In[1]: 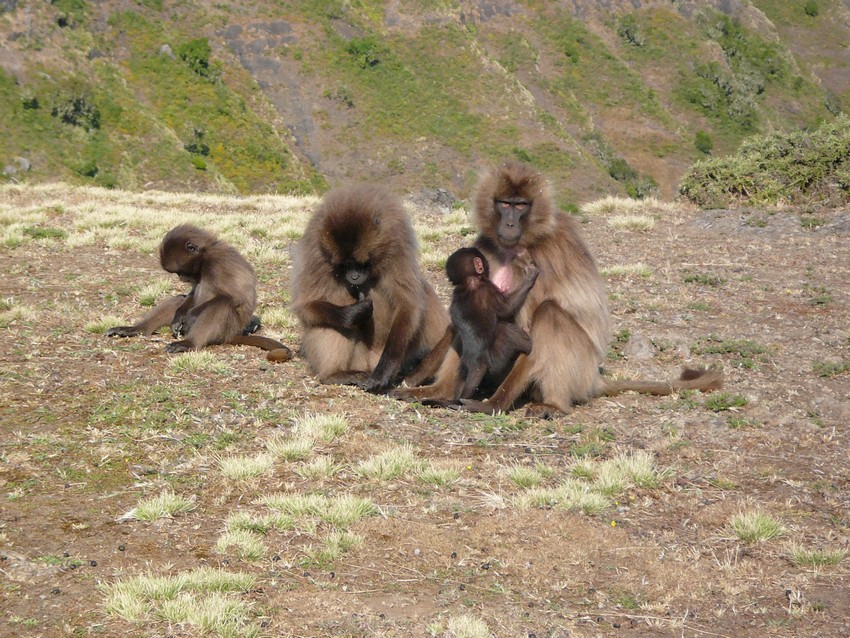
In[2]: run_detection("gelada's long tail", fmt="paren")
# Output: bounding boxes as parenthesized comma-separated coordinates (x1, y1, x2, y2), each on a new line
(229, 335, 293, 363)
(596, 368, 723, 397)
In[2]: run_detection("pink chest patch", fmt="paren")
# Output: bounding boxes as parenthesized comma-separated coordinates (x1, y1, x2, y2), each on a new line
(492, 265, 513, 293)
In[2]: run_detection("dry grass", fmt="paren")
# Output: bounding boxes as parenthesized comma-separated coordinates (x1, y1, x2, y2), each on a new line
(121, 491, 197, 522)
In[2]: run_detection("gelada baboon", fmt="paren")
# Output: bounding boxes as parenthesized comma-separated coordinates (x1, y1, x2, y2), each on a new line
(402, 161, 722, 415)
(444, 246, 538, 400)
(107, 224, 291, 362)
(291, 183, 449, 393)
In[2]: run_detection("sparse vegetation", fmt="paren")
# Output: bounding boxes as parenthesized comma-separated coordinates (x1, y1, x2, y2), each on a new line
(693, 335, 769, 369)
(683, 272, 726, 287)
(812, 358, 850, 378)
(704, 392, 748, 412)
(601, 263, 652, 278)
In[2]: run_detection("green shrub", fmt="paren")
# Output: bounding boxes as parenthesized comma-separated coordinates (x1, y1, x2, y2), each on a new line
(184, 128, 210, 155)
(21, 93, 39, 110)
(813, 358, 850, 378)
(680, 114, 850, 206)
(51, 84, 101, 130)
(177, 38, 213, 78)
(324, 85, 354, 108)
(804, 1, 819, 18)
(346, 36, 385, 68)
(53, 0, 87, 27)
(608, 157, 637, 183)
(73, 158, 99, 177)
(694, 130, 713, 154)
(676, 14, 789, 132)
(617, 14, 645, 47)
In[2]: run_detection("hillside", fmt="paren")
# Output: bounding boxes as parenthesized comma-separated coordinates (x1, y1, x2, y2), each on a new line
(1, 0, 848, 203)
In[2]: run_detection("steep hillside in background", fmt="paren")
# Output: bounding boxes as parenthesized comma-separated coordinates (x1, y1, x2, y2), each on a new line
(1, 0, 848, 204)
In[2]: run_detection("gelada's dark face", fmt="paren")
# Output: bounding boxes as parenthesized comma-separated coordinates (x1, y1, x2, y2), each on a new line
(160, 236, 202, 283)
(320, 219, 375, 296)
(494, 197, 530, 246)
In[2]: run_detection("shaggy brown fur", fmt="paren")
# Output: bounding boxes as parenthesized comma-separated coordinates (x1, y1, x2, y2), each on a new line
(107, 224, 291, 361)
(291, 184, 448, 393)
(401, 162, 722, 415)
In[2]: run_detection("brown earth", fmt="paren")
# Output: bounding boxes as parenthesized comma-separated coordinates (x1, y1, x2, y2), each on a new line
(0, 190, 849, 637)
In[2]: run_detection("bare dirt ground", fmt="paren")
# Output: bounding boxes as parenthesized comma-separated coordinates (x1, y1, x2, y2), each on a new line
(0, 186, 848, 638)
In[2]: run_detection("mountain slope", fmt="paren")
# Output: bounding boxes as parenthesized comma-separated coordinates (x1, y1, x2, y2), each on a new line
(1, 0, 847, 203)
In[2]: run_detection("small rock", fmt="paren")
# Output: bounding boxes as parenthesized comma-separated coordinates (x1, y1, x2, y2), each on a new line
(159, 44, 175, 59)
(624, 334, 656, 360)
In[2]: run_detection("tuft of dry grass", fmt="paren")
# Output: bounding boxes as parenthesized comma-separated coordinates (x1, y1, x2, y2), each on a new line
(607, 214, 656, 231)
(354, 444, 423, 480)
(102, 567, 257, 637)
(730, 510, 786, 543)
(121, 491, 197, 521)
(217, 453, 275, 481)
(167, 351, 229, 374)
(582, 195, 680, 216)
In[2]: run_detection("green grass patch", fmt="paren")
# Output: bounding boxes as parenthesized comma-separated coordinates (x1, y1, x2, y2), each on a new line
(294, 455, 343, 480)
(102, 567, 258, 637)
(215, 530, 266, 562)
(693, 335, 768, 369)
(122, 490, 196, 521)
(23, 226, 68, 240)
(683, 272, 726, 287)
(265, 433, 314, 460)
(217, 453, 275, 481)
(167, 351, 229, 375)
(514, 451, 670, 515)
(417, 462, 462, 487)
(292, 412, 349, 442)
(812, 358, 850, 378)
(258, 493, 379, 529)
(730, 510, 785, 543)
(303, 530, 363, 567)
(354, 444, 423, 480)
(786, 544, 846, 569)
(704, 392, 748, 412)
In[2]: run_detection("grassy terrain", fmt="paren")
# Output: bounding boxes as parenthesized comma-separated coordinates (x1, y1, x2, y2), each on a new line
(1, 183, 848, 636)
